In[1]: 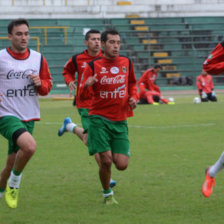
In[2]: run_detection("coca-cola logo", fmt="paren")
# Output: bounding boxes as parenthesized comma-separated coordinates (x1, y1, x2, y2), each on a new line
(7, 69, 37, 79)
(100, 75, 125, 85)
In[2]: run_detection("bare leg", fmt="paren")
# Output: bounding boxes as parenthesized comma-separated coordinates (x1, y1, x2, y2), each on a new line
(99, 151, 113, 190)
(0, 153, 16, 190)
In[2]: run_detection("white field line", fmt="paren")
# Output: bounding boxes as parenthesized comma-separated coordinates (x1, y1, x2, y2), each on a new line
(36, 121, 215, 129)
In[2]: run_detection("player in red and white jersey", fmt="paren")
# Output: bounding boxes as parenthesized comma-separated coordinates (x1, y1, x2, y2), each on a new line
(202, 42, 224, 197)
(58, 30, 116, 187)
(79, 29, 138, 204)
(196, 70, 217, 102)
(138, 64, 171, 105)
(0, 19, 52, 208)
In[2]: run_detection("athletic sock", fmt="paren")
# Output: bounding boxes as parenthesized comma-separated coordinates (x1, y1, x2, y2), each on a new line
(8, 169, 22, 189)
(66, 123, 77, 133)
(0, 188, 5, 199)
(103, 188, 113, 197)
(209, 152, 224, 177)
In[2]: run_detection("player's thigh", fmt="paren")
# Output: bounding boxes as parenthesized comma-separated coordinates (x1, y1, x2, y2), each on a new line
(16, 131, 36, 153)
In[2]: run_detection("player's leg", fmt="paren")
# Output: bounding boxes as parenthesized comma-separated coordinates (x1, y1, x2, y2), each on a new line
(145, 91, 155, 104)
(0, 153, 16, 199)
(202, 152, 224, 197)
(207, 93, 217, 102)
(88, 118, 117, 204)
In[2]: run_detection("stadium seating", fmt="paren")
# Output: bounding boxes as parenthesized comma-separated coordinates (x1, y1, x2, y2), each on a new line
(1, 16, 224, 92)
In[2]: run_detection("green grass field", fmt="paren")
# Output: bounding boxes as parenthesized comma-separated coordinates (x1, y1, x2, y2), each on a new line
(1, 93, 224, 224)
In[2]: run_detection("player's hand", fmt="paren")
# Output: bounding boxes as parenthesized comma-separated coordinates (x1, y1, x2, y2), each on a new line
(129, 97, 137, 110)
(201, 91, 207, 99)
(212, 91, 216, 97)
(84, 74, 98, 87)
(30, 74, 42, 87)
(68, 81, 76, 96)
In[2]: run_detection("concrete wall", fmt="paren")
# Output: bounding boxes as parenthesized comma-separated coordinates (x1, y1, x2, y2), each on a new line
(1, 0, 224, 18)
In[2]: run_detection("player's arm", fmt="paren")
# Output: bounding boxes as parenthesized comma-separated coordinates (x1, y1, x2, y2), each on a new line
(31, 56, 52, 96)
(196, 76, 203, 94)
(79, 64, 94, 100)
(203, 42, 224, 75)
(128, 61, 138, 110)
(63, 57, 77, 91)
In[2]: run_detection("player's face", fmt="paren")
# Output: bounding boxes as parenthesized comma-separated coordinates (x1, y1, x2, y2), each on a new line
(85, 33, 101, 54)
(102, 34, 120, 59)
(8, 24, 29, 53)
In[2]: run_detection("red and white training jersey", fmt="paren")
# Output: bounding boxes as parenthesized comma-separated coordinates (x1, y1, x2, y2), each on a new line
(196, 74, 214, 94)
(203, 41, 224, 75)
(0, 48, 52, 121)
(79, 55, 138, 121)
(62, 49, 103, 109)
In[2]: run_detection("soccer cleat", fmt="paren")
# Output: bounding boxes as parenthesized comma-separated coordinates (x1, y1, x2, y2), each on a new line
(110, 179, 117, 188)
(152, 102, 159, 106)
(168, 102, 175, 105)
(202, 168, 216, 198)
(5, 184, 19, 208)
(104, 195, 118, 205)
(58, 117, 72, 136)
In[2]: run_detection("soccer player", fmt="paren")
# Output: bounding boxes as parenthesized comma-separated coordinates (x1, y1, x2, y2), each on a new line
(79, 29, 138, 204)
(196, 70, 217, 102)
(202, 41, 224, 197)
(138, 64, 172, 105)
(57, 29, 116, 187)
(0, 19, 52, 208)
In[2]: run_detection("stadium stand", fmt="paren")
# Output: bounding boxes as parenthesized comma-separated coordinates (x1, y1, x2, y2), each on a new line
(1, 15, 224, 92)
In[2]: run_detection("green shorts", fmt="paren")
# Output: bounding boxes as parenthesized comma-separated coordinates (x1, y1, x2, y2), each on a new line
(78, 108, 90, 133)
(0, 116, 34, 154)
(88, 116, 130, 156)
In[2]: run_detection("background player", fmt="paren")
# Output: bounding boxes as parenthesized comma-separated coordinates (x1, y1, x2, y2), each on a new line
(138, 64, 173, 105)
(58, 29, 116, 187)
(196, 69, 217, 102)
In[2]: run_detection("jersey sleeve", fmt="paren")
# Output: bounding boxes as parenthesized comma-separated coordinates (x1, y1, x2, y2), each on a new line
(62, 57, 77, 85)
(128, 60, 138, 101)
(196, 76, 202, 93)
(79, 63, 94, 100)
(203, 42, 224, 75)
(37, 56, 52, 96)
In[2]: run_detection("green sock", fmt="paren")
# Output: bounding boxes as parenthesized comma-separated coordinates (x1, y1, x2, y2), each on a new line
(0, 188, 5, 193)
(13, 168, 21, 176)
(103, 188, 112, 194)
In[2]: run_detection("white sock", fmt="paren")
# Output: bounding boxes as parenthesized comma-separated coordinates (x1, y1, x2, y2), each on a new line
(66, 123, 77, 133)
(8, 171, 22, 189)
(103, 190, 113, 198)
(209, 152, 224, 177)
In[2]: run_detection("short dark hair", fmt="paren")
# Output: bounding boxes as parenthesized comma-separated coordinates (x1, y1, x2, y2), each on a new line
(8, 18, 29, 34)
(154, 64, 162, 69)
(85, 29, 100, 40)
(101, 29, 120, 42)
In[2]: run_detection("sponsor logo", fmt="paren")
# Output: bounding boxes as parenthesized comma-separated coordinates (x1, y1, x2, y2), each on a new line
(7, 69, 37, 80)
(100, 85, 126, 99)
(122, 66, 127, 73)
(6, 84, 37, 97)
(100, 67, 108, 74)
(110, 67, 119, 74)
(100, 75, 125, 85)
(81, 62, 87, 68)
(208, 54, 213, 60)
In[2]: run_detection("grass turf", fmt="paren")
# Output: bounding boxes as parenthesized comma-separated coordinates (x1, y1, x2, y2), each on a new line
(0, 94, 224, 224)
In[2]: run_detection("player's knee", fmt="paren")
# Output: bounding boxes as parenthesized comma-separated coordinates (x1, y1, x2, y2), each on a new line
(23, 141, 36, 158)
(100, 157, 113, 169)
(114, 162, 128, 171)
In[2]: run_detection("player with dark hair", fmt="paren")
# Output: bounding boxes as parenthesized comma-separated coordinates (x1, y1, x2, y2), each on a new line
(58, 29, 116, 188)
(79, 29, 138, 204)
(0, 18, 52, 208)
(196, 69, 217, 102)
(138, 64, 173, 105)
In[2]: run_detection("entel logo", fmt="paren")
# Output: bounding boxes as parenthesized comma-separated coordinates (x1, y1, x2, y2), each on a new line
(100, 84, 126, 99)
